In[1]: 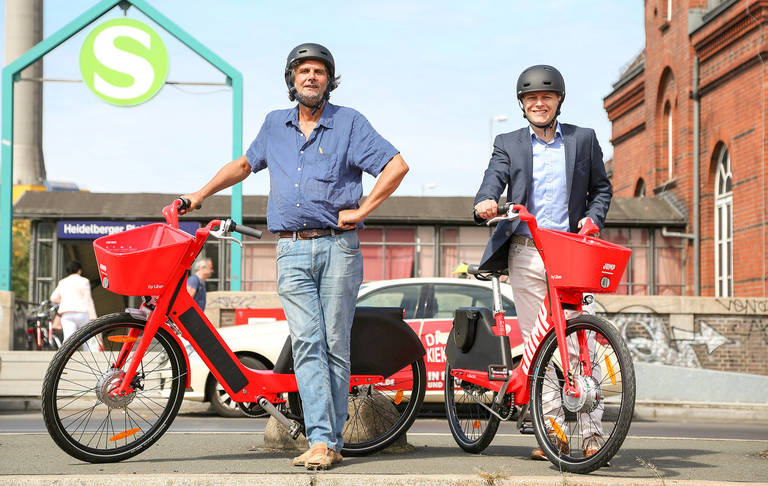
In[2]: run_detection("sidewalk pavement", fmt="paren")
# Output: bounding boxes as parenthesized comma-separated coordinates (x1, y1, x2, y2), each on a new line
(4, 396, 768, 422)
(0, 474, 764, 486)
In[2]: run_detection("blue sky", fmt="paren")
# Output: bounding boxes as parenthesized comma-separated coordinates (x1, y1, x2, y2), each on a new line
(1, 0, 645, 197)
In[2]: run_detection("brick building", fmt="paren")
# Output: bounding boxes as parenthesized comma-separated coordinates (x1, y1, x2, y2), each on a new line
(604, 0, 768, 297)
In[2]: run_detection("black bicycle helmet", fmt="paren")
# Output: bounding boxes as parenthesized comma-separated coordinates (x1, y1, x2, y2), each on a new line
(284, 43, 337, 112)
(516, 65, 565, 127)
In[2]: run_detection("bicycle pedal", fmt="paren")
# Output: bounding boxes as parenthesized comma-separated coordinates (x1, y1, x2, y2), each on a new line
(518, 423, 535, 435)
(487, 365, 509, 381)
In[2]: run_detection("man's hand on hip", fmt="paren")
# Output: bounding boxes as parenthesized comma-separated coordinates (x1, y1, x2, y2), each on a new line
(474, 199, 499, 221)
(338, 209, 363, 230)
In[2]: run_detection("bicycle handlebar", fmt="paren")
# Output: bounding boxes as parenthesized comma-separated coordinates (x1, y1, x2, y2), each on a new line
(161, 198, 263, 240)
(221, 219, 263, 239)
(473, 202, 513, 225)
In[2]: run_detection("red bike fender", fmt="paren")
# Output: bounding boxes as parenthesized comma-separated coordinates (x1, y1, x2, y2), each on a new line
(159, 322, 192, 389)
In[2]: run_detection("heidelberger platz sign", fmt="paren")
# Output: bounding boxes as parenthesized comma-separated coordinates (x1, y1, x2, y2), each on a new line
(58, 221, 198, 239)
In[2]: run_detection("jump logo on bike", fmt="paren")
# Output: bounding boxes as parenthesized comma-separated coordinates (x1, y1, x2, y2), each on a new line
(79, 18, 169, 106)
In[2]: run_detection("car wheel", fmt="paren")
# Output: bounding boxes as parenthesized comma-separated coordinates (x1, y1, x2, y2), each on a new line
(206, 355, 267, 418)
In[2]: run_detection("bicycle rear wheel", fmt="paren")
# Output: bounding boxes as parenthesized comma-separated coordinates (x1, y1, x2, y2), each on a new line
(444, 362, 504, 453)
(288, 357, 427, 456)
(41, 313, 187, 463)
(529, 314, 635, 474)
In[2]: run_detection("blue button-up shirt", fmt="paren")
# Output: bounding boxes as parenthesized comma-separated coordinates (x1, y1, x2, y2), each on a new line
(516, 123, 569, 237)
(245, 103, 399, 232)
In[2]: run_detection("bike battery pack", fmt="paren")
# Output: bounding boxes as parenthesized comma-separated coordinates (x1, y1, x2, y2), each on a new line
(446, 307, 511, 373)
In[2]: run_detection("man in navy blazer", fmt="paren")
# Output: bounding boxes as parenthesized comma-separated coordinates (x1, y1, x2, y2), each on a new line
(474, 65, 612, 461)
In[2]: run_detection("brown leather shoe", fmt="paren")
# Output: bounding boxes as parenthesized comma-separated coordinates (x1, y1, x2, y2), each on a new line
(331, 449, 343, 465)
(305, 443, 334, 470)
(531, 430, 570, 461)
(292, 448, 312, 467)
(582, 433, 602, 457)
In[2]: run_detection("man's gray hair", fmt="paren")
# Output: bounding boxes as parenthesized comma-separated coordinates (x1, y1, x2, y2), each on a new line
(194, 258, 211, 272)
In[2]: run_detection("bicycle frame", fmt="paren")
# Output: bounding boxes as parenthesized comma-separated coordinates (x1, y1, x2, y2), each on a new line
(106, 203, 385, 406)
(449, 205, 601, 406)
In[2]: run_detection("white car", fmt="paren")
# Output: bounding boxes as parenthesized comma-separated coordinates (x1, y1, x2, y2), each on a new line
(183, 277, 521, 417)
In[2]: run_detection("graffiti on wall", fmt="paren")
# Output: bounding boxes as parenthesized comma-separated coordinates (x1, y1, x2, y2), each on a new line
(714, 298, 768, 314)
(604, 310, 732, 369)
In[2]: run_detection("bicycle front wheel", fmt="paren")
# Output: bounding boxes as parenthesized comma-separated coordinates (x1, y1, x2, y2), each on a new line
(444, 362, 504, 453)
(41, 313, 187, 463)
(529, 314, 635, 474)
(289, 357, 427, 456)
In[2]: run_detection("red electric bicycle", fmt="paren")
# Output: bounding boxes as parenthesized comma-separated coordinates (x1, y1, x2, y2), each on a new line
(444, 204, 635, 474)
(41, 199, 426, 463)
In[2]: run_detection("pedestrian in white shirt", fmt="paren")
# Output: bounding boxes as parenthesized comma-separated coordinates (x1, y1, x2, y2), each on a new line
(50, 260, 97, 347)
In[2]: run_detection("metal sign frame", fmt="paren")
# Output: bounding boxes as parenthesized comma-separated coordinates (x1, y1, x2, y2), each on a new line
(1, 0, 246, 291)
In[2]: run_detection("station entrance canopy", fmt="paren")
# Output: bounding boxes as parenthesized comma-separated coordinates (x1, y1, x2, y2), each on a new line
(1, 0, 247, 291)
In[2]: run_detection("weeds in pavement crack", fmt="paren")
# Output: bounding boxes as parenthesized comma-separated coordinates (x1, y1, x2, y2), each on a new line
(475, 467, 510, 485)
(637, 456, 665, 486)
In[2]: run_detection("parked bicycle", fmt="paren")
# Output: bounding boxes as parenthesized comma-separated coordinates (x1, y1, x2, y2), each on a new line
(444, 203, 635, 474)
(23, 299, 61, 351)
(41, 198, 426, 463)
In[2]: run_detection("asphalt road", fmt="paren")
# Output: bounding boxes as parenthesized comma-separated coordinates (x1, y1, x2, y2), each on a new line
(1, 411, 767, 483)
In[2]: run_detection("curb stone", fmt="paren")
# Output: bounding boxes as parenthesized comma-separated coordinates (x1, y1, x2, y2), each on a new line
(0, 475, 765, 486)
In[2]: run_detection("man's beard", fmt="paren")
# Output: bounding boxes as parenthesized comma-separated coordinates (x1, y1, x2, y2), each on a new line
(297, 87, 324, 106)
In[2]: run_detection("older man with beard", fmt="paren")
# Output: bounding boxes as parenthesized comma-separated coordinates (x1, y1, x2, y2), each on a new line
(179, 43, 408, 470)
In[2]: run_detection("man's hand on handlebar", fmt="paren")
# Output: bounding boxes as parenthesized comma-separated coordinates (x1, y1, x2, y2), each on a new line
(474, 199, 498, 221)
(177, 193, 203, 215)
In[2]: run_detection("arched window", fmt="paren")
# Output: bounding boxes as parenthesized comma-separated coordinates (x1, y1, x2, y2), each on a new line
(634, 178, 646, 198)
(714, 146, 733, 297)
(664, 101, 673, 179)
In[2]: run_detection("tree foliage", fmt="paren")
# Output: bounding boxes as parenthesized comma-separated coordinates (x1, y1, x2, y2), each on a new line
(12, 219, 30, 300)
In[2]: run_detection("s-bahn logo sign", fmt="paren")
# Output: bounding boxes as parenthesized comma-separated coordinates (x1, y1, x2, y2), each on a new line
(79, 18, 169, 106)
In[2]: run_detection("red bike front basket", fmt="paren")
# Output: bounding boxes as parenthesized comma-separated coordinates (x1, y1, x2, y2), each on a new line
(537, 229, 631, 293)
(94, 224, 193, 296)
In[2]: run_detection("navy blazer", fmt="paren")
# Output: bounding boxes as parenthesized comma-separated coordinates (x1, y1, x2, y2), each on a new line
(474, 123, 612, 271)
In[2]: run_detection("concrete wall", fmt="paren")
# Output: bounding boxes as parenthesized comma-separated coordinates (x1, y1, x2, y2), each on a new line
(0, 291, 13, 351)
(204, 291, 283, 328)
(595, 295, 768, 376)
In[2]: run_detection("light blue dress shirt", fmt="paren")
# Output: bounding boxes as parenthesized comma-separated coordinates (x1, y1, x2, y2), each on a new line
(516, 123, 569, 237)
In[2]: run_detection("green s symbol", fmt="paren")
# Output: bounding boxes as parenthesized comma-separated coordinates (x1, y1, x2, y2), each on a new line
(79, 18, 169, 106)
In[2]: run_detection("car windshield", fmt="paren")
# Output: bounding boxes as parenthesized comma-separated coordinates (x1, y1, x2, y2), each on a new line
(357, 284, 421, 319)
(430, 283, 516, 319)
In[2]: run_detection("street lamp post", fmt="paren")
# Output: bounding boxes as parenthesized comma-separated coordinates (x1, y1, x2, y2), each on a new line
(489, 115, 508, 153)
(421, 183, 437, 196)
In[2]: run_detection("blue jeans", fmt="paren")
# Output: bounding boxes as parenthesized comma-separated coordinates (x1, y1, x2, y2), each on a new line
(276, 231, 363, 451)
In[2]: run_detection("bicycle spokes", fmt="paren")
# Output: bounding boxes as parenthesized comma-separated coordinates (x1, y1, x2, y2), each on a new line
(42, 316, 187, 462)
(530, 315, 635, 473)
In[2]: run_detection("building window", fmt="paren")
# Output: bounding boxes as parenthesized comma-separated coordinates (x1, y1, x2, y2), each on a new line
(664, 101, 673, 179)
(602, 228, 649, 295)
(439, 226, 492, 277)
(241, 231, 279, 291)
(634, 178, 646, 198)
(34, 222, 55, 301)
(601, 227, 683, 295)
(360, 227, 418, 281)
(714, 146, 733, 297)
(654, 229, 685, 295)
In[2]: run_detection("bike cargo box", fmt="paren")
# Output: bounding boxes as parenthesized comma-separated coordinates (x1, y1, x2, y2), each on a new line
(93, 223, 193, 296)
(537, 229, 631, 293)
